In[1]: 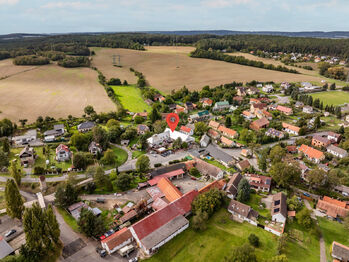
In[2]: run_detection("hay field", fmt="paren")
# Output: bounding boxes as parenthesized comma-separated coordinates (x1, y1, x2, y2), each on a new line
(0, 59, 38, 78)
(310, 91, 349, 106)
(92, 46, 326, 94)
(0, 63, 115, 122)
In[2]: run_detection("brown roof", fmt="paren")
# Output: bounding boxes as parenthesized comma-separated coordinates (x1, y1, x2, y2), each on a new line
(271, 192, 287, 218)
(253, 103, 267, 110)
(316, 199, 349, 218)
(157, 177, 183, 202)
(237, 160, 250, 170)
(228, 199, 258, 220)
(312, 135, 331, 146)
(208, 129, 220, 138)
(119, 210, 137, 224)
(287, 145, 297, 152)
(220, 136, 234, 146)
(250, 118, 269, 130)
(198, 180, 226, 194)
(209, 120, 220, 129)
(323, 196, 347, 209)
(277, 105, 293, 114)
(288, 211, 296, 217)
(190, 158, 223, 179)
(218, 126, 237, 138)
(101, 228, 133, 250)
(226, 173, 242, 196)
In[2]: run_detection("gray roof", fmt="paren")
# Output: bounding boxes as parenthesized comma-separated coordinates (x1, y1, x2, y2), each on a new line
(77, 121, 95, 130)
(54, 124, 64, 130)
(149, 163, 186, 178)
(327, 145, 348, 156)
(332, 241, 349, 261)
(228, 200, 258, 220)
(0, 238, 14, 259)
(200, 134, 210, 145)
(226, 173, 242, 196)
(206, 144, 232, 165)
(141, 215, 188, 251)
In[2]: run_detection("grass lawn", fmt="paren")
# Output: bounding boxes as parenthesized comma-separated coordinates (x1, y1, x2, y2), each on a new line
(310, 91, 349, 106)
(132, 150, 145, 159)
(245, 193, 270, 217)
(111, 85, 151, 113)
(57, 207, 79, 232)
(102, 146, 128, 170)
(318, 217, 349, 261)
(0, 191, 6, 210)
(146, 208, 279, 262)
(285, 220, 320, 262)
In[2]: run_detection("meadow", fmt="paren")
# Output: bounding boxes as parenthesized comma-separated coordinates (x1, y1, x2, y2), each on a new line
(310, 91, 349, 106)
(92, 46, 328, 94)
(111, 85, 151, 112)
(0, 63, 116, 122)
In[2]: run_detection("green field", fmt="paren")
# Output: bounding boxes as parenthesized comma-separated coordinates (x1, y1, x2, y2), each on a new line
(310, 91, 349, 106)
(318, 217, 349, 261)
(111, 85, 151, 113)
(147, 209, 279, 262)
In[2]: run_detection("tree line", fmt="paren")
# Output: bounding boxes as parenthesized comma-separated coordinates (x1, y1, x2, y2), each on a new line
(190, 49, 299, 74)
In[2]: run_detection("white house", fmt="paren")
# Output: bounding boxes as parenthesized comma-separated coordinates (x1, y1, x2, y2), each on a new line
(303, 106, 314, 114)
(12, 129, 37, 145)
(262, 84, 274, 93)
(55, 144, 71, 162)
(147, 128, 194, 147)
(327, 145, 348, 159)
(101, 228, 133, 254)
(228, 199, 258, 226)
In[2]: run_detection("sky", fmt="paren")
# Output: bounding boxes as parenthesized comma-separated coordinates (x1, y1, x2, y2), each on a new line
(0, 0, 349, 34)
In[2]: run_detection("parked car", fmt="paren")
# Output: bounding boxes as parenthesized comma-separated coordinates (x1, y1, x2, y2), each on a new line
(96, 198, 105, 203)
(5, 229, 16, 238)
(104, 229, 115, 238)
(303, 192, 311, 197)
(129, 258, 138, 262)
(96, 247, 107, 258)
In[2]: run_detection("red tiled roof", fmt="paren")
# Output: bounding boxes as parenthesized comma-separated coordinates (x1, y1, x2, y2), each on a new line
(208, 129, 219, 138)
(250, 118, 269, 130)
(198, 180, 225, 194)
(218, 126, 237, 137)
(277, 105, 293, 114)
(221, 136, 234, 146)
(101, 228, 132, 249)
(282, 122, 300, 133)
(151, 197, 168, 211)
(323, 196, 347, 209)
(209, 120, 221, 129)
(131, 190, 198, 240)
(56, 144, 70, 154)
(157, 177, 183, 202)
(148, 169, 185, 186)
(180, 126, 192, 133)
(299, 144, 325, 160)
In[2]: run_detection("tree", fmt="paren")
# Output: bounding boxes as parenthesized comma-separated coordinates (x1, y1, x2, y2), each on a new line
(5, 179, 24, 220)
(100, 149, 116, 166)
(92, 126, 109, 150)
(54, 183, 78, 208)
(307, 169, 326, 188)
(19, 119, 28, 127)
(194, 122, 208, 136)
(192, 211, 208, 231)
(237, 178, 250, 203)
(93, 166, 106, 187)
(72, 152, 93, 170)
(277, 233, 288, 255)
(134, 115, 144, 124)
(84, 105, 95, 116)
(240, 129, 256, 144)
(269, 162, 300, 188)
(78, 207, 105, 237)
(108, 125, 123, 143)
(296, 208, 313, 228)
(45, 205, 61, 245)
(314, 116, 321, 129)
(106, 119, 120, 128)
(153, 120, 166, 133)
(114, 173, 132, 191)
(224, 243, 257, 262)
(225, 116, 232, 128)
(189, 167, 201, 178)
(287, 195, 303, 211)
(70, 133, 90, 151)
(330, 83, 336, 90)
(136, 155, 150, 173)
(0, 149, 9, 168)
(248, 233, 259, 247)
(10, 161, 22, 186)
(149, 108, 161, 123)
(269, 145, 286, 164)
(173, 137, 182, 149)
(191, 189, 223, 217)
(270, 255, 288, 262)
(1, 138, 10, 153)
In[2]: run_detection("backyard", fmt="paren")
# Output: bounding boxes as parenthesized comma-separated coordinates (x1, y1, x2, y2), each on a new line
(111, 85, 151, 113)
(310, 91, 349, 106)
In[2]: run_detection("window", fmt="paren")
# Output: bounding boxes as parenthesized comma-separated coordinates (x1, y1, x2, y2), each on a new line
(274, 200, 280, 206)
(274, 208, 279, 213)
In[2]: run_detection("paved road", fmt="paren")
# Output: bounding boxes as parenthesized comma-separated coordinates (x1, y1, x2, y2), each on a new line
(274, 94, 290, 104)
(0, 186, 36, 201)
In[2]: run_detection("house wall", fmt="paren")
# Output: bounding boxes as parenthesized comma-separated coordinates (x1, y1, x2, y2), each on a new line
(272, 213, 286, 224)
(264, 226, 282, 236)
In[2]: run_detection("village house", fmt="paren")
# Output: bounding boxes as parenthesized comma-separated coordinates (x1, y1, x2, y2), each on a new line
(207, 129, 220, 140)
(133, 112, 148, 120)
(271, 192, 287, 224)
(312, 135, 331, 148)
(179, 126, 193, 136)
(19, 146, 36, 167)
(0, 236, 14, 259)
(245, 174, 272, 192)
(332, 241, 349, 262)
(213, 101, 230, 111)
(335, 185, 349, 197)
(218, 126, 238, 139)
(137, 124, 150, 135)
(242, 110, 255, 120)
(186, 158, 224, 180)
(88, 141, 102, 156)
(250, 103, 267, 114)
(154, 94, 165, 102)
(298, 144, 325, 164)
(175, 105, 187, 115)
(228, 199, 259, 226)
(303, 106, 314, 114)
(276, 105, 293, 115)
(316, 196, 349, 219)
(200, 98, 213, 107)
(326, 131, 341, 143)
(55, 144, 72, 162)
(226, 173, 242, 199)
(77, 121, 95, 133)
(148, 163, 187, 186)
(265, 128, 284, 139)
(268, 103, 278, 111)
(236, 87, 247, 96)
(295, 101, 304, 108)
(200, 134, 210, 148)
(250, 118, 270, 131)
(147, 128, 194, 147)
(184, 102, 195, 111)
(43, 124, 65, 142)
(208, 120, 220, 130)
(287, 145, 297, 154)
(262, 84, 274, 93)
(256, 110, 273, 120)
(247, 87, 259, 95)
(101, 228, 133, 255)
(188, 110, 210, 123)
(240, 149, 252, 158)
(236, 159, 251, 171)
(282, 122, 300, 136)
(220, 136, 234, 147)
(233, 96, 244, 104)
(157, 177, 183, 202)
(12, 129, 37, 145)
(327, 145, 348, 159)
(129, 190, 198, 255)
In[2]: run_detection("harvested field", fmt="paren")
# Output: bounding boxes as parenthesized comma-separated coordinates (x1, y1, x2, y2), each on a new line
(93, 46, 326, 94)
(0, 59, 38, 78)
(0, 64, 116, 122)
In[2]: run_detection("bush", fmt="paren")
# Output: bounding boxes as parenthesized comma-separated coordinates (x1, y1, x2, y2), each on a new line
(58, 56, 90, 68)
(34, 166, 45, 175)
(248, 233, 259, 247)
(154, 163, 162, 167)
(107, 78, 121, 85)
(13, 55, 49, 65)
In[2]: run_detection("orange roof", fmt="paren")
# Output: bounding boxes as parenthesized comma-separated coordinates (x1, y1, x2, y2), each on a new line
(277, 105, 293, 114)
(218, 126, 237, 137)
(288, 211, 296, 217)
(242, 110, 252, 116)
(208, 129, 219, 138)
(323, 196, 347, 209)
(282, 122, 300, 133)
(209, 120, 220, 129)
(221, 136, 234, 146)
(101, 228, 132, 249)
(316, 199, 349, 218)
(299, 144, 325, 160)
(157, 177, 183, 202)
(180, 126, 192, 133)
(263, 110, 272, 118)
(198, 179, 225, 194)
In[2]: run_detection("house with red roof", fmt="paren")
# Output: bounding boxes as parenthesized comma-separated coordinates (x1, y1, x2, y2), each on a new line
(244, 174, 272, 193)
(101, 228, 133, 254)
(200, 98, 213, 107)
(220, 136, 235, 147)
(316, 196, 349, 218)
(179, 126, 193, 136)
(276, 105, 293, 115)
(157, 177, 183, 202)
(56, 144, 71, 162)
(218, 126, 238, 139)
(129, 190, 198, 255)
(208, 129, 220, 140)
(250, 118, 270, 131)
(209, 120, 221, 130)
(298, 144, 325, 164)
(282, 122, 300, 136)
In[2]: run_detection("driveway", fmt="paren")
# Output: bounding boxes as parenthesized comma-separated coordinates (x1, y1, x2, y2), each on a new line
(274, 94, 290, 104)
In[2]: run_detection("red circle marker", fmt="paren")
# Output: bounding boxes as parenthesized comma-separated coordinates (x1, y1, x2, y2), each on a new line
(166, 113, 179, 132)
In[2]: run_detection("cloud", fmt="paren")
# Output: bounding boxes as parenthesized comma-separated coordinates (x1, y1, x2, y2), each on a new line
(0, 0, 19, 5)
(201, 0, 254, 8)
(41, 1, 106, 10)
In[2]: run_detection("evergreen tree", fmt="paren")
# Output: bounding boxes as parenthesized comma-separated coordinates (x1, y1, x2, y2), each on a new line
(149, 108, 161, 123)
(314, 116, 321, 129)
(1, 138, 10, 153)
(136, 155, 150, 173)
(5, 179, 24, 220)
(330, 83, 336, 90)
(55, 183, 78, 208)
(225, 116, 232, 128)
(45, 205, 61, 245)
(10, 161, 22, 186)
(237, 178, 251, 203)
(78, 208, 105, 237)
